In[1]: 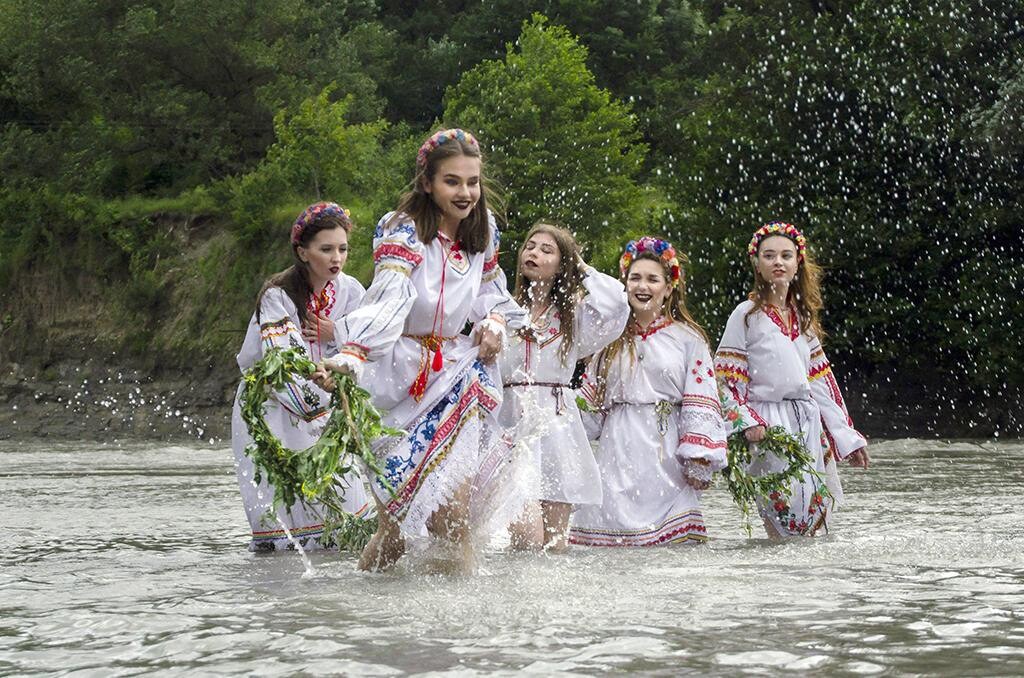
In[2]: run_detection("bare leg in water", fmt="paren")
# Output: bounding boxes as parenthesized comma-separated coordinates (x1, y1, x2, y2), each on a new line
(423, 479, 475, 574)
(508, 501, 544, 551)
(358, 497, 406, 572)
(541, 500, 572, 553)
(358, 481, 478, 573)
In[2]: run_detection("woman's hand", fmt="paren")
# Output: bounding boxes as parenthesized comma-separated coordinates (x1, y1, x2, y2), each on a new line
(311, 363, 336, 392)
(474, 315, 506, 362)
(744, 425, 766, 442)
(846, 447, 870, 468)
(302, 311, 335, 344)
(682, 458, 713, 490)
(321, 357, 354, 375)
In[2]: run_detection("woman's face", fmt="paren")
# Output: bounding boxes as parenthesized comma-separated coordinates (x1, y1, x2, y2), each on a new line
(519, 231, 562, 284)
(626, 258, 670, 315)
(424, 154, 482, 228)
(297, 226, 349, 287)
(755, 235, 799, 288)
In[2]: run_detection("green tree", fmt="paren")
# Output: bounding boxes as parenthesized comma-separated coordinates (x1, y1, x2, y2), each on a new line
(0, 0, 391, 197)
(661, 0, 1024, 429)
(445, 14, 655, 271)
(227, 87, 389, 241)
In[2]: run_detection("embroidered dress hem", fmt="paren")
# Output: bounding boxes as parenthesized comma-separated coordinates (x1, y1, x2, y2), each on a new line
(569, 510, 708, 547)
(248, 501, 375, 552)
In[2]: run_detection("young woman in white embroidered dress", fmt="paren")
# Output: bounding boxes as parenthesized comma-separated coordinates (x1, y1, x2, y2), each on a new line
(500, 222, 629, 552)
(231, 202, 371, 551)
(318, 129, 525, 572)
(714, 222, 869, 538)
(569, 237, 727, 547)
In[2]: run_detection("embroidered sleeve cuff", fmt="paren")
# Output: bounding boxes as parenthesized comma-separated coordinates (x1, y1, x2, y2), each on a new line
(340, 342, 369, 362)
(677, 433, 728, 470)
(325, 352, 366, 383)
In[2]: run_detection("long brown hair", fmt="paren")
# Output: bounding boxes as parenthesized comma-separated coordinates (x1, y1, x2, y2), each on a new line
(256, 210, 352, 324)
(512, 221, 587, 365)
(388, 130, 501, 254)
(745, 234, 825, 339)
(592, 249, 708, 402)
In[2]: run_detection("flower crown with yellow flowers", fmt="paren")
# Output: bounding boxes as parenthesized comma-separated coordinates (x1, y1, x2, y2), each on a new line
(747, 221, 807, 262)
(619, 236, 682, 287)
(291, 202, 352, 245)
(416, 128, 480, 168)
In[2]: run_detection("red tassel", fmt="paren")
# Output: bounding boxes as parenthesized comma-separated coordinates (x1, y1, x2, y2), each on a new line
(409, 366, 428, 400)
(431, 347, 443, 372)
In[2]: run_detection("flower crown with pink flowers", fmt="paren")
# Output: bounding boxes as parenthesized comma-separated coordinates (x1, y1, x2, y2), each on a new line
(416, 128, 480, 168)
(291, 202, 352, 245)
(619, 236, 682, 287)
(747, 221, 807, 262)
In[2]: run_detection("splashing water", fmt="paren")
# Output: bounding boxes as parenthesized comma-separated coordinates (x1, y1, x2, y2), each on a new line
(276, 517, 315, 578)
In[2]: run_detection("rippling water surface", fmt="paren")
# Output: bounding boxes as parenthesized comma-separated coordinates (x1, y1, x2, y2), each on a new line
(3, 439, 1023, 675)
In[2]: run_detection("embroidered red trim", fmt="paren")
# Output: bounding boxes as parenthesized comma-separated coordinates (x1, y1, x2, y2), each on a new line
(764, 304, 799, 340)
(635, 315, 673, 339)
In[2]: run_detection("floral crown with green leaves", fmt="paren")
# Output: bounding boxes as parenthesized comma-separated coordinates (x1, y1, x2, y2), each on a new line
(416, 128, 480, 168)
(291, 202, 352, 245)
(747, 221, 807, 262)
(619, 236, 682, 287)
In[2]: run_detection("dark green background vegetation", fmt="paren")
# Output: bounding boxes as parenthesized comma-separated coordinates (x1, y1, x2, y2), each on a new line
(2, 1, 1021, 435)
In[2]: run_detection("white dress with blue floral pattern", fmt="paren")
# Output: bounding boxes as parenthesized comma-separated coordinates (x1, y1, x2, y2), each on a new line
(339, 212, 527, 539)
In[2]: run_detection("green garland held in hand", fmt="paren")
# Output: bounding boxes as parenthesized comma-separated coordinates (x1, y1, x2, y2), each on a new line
(239, 346, 401, 550)
(719, 425, 830, 537)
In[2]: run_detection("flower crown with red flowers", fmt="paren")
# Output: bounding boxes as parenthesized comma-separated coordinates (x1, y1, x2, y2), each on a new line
(747, 221, 807, 262)
(619, 236, 682, 287)
(291, 202, 352, 245)
(416, 128, 480, 168)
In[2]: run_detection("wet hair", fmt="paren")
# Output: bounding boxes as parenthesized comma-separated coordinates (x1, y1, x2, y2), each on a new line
(746, 232, 825, 339)
(256, 208, 351, 324)
(388, 130, 500, 254)
(592, 249, 708, 403)
(512, 221, 587, 365)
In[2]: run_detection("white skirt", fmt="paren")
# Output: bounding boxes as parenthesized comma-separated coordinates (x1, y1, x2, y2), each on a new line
(499, 383, 603, 506)
(746, 397, 843, 536)
(570, 402, 708, 547)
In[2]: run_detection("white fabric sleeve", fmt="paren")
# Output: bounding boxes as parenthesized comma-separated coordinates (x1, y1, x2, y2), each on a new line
(329, 274, 366, 349)
(257, 288, 330, 422)
(574, 267, 630, 357)
(807, 334, 868, 459)
(470, 213, 526, 330)
(676, 337, 728, 470)
(339, 214, 422, 364)
(714, 303, 768, 433)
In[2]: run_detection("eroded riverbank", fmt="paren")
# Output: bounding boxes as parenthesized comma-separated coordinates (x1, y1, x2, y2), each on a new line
(2, 356, 1019, 442)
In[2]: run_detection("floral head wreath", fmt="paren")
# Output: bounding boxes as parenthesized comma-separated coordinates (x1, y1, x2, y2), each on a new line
(291, 201, 352, 245)
(619, 236, 682, 287)
(747, 221, 807, 262)
(416, 128, 480, 168)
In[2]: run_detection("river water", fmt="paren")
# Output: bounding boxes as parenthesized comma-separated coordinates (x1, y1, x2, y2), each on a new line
(2, 438, 1023, 675)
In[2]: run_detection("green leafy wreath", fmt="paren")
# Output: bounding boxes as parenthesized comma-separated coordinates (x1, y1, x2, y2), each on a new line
(240, 346, 401, 550)
(720, 425, 830, 536)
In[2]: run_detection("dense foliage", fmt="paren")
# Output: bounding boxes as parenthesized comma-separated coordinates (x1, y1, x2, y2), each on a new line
(1, 0, 1021, 434)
